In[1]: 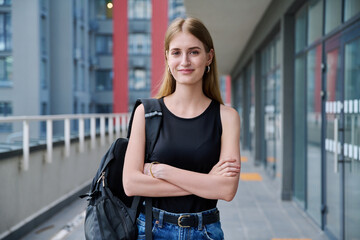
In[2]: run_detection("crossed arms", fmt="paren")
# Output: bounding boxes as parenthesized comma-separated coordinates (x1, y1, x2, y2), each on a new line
(123, 104, 241, 202)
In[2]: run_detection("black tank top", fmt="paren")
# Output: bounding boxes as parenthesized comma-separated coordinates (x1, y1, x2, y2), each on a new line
(149, 98, 222, 213)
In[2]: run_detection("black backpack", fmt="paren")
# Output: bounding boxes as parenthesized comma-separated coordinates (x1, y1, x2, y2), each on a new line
(82, 98, 162, 240)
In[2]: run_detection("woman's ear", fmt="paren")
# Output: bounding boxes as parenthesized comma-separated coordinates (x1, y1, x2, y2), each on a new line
(207, 49, 214, 65)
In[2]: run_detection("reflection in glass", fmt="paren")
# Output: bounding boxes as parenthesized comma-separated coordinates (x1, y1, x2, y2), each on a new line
(295, 6, 307, 53)
(261, 36, 281, 179)
(96, 70, 113, 91)
(294, 55, 306, 207)
(306, 45, 322, 225)
(345, 0, 360, 21)
(344, 37, 360, 240)
(308, 0, 323, 44)
(325, 0, 342, 34)
(325, 48, 341, 239)
(96, 35, 113, 54)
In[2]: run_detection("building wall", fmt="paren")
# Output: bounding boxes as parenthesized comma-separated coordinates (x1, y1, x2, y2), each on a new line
(232, 0, 360, 238)
(49, 0, 74, 115)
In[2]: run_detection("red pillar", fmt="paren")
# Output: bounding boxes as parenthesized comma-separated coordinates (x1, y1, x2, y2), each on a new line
(151, 0, 168, 97)
(226, 75, 232, 105)
(113, 0, 128, 113)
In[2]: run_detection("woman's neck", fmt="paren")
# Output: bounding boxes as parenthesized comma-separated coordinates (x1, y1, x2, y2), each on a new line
(164, 83, 211, 118)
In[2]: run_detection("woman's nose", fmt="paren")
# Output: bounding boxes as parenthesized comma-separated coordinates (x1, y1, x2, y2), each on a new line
(181, 54, 190, 66)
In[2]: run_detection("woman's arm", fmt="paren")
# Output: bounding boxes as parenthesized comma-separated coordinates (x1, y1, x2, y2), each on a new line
(149, 105, 241, 201)
(123, 104, 191, 197)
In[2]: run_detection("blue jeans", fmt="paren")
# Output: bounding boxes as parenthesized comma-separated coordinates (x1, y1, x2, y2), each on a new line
(136, 207, 224, 240)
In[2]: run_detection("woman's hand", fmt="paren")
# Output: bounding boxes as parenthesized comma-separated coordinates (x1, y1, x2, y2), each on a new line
(144, 159, 240, 178)
(143, 162, 165, 179)
(209, 158, 241, 177)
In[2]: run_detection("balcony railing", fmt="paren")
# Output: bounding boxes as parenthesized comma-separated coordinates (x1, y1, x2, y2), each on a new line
(0, 113, 130, 171)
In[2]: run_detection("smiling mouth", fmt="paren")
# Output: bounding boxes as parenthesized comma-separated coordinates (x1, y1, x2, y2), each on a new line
(178, 69, 194, 73)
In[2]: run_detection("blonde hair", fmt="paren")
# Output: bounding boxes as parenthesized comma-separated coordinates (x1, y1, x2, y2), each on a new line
(155, 17, 223, 104)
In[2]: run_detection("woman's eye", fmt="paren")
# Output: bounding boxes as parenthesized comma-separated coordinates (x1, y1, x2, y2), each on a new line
(190, 51, 199, 55)
(171, 51, 180, 56)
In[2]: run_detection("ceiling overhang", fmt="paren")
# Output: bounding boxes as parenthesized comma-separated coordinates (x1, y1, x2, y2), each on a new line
(183, 0, 272, 75)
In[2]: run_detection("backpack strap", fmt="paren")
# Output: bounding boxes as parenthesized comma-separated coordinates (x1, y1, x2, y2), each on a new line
(128, 98, 162, 240)
(127, 98, 162, 161)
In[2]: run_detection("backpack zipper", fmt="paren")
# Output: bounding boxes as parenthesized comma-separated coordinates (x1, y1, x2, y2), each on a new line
(97, 172, 105, 187)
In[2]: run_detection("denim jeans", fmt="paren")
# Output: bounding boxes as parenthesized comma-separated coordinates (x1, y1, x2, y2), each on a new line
(136, 207, 224, 240)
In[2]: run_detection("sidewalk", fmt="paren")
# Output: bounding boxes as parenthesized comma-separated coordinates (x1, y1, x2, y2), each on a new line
(218, 150, 329, 240)
(21, 150, 330, 240)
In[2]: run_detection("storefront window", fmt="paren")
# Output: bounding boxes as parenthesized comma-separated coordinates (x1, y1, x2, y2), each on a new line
(306, 45, 322, 224)
(294, 55, 306, 207)
(308, 0, 323, 44)
(325, 0, 342, 34)
(345, 0, 360, 21)
(295, 6, 307, 53)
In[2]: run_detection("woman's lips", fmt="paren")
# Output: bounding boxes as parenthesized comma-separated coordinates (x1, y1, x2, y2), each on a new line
(178, 69, 194, 74)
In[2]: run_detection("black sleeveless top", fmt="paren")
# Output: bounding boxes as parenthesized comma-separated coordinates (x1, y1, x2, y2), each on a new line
(149, 98, 222, 213)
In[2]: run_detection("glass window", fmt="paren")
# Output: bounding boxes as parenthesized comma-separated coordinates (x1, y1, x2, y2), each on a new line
(128, 0, 151, 19)
(129, 33, 150, 55)
(344, 36, 360, 240)
(308, 0, 323, 44)
(96, 104, 113, 113)
(0, 0, 11, 6)
(0, 101, 12, 132)
(41, 16, 47, 54)
(345, 0, 360, 21)
(306, 45, 322, 225)
(0, 13, 12, 51)
(96, 35, 113, 54)
(95, 0, 112, 20)
(40, 59, 47, 89)
(80, 65, 85, 91)
(325, 0, 342, 34)
(129, 68, 147, 90)
(294, 55, 306, 207)
(295, 6, 307, 53)
(0, 56, 12, 84)
(96, 70, 113, 91)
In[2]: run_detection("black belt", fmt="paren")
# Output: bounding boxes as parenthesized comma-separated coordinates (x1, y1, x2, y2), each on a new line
(141, 207, 220, 228)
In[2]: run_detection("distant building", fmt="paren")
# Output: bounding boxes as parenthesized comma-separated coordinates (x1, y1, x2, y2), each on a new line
(0, 0, 185, 140)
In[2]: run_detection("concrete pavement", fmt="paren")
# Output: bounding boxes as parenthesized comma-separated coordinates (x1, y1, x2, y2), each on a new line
(21, 150, 330, 240)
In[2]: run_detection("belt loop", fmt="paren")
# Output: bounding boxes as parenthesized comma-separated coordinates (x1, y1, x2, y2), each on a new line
(158, 210, 164, 228)
(197, 213, 203, 230)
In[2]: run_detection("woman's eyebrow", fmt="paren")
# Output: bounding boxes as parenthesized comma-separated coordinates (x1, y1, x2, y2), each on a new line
(169, 46, 202, 51)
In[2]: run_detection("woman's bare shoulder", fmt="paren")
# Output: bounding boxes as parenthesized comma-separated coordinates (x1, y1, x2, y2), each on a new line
(220, 104, 240, 127)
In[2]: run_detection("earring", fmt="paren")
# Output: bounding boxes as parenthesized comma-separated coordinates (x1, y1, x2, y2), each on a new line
(168, 66, 171, 73)
(207, 65, 210, 73)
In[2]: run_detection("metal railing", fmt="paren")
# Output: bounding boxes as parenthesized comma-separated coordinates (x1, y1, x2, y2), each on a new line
(0, 113, 130, 171)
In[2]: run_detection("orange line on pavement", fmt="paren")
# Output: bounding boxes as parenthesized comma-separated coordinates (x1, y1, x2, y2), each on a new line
(240, 173, 262, 181)
(241, 156, 248, 162)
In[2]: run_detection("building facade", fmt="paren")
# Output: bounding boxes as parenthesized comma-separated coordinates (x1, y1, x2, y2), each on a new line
(232, 0, 360, 239)
(0, 0, 185, 140)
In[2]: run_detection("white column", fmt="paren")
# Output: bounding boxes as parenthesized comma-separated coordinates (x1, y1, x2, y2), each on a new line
(100, 116, 105, 146)
(108, 117, 114, 143)
(64, 118, 70, 157)
(22, 120, 29, 171)
(115, 116, 120, 138)
(46, 119, 53, 163)
(90, 117, 96, 149)
(79, 118, 85, 152)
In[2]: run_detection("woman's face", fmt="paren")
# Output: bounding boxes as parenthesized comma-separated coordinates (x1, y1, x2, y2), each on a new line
(167, 31, 213, 87)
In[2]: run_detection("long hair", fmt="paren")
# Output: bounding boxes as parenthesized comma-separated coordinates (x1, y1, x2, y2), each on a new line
(155, 17, 223, 104)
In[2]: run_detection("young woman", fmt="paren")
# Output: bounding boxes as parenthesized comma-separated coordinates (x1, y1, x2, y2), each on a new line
(123, 17, 241, 240)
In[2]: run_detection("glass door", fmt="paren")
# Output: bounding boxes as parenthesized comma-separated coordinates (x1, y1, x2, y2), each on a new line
(343, 23, 360, 240)
(324, 34, 342, 240)
(324, 21, 360, 239)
